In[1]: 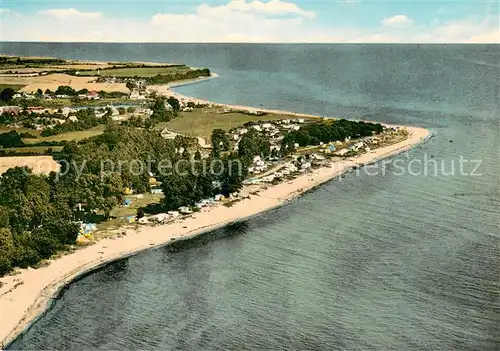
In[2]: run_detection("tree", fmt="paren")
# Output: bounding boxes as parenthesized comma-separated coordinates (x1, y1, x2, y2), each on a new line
(0, 131, 24, 148)
(44, 89, 52, 95)
(0, 88, 16, 103)
(36, 88, 43, 97)
(54, 85, 76, 96)
(211, 129, 230, 153)
(166, 97, 180, 112)
(0, 228, 15, 272)
(126, 81, 135, 91)
(136, 208, 145, 219)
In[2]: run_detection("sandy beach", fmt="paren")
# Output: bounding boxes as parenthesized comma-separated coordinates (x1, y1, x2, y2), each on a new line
(0, 82, 429, 347)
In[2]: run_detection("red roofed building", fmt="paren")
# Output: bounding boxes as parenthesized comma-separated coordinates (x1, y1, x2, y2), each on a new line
(86, 91, 100, 100)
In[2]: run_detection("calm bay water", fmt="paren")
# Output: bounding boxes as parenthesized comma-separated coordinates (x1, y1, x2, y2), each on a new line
(2, 43, 499, 350)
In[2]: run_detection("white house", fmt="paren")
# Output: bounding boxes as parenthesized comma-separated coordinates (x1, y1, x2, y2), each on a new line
(179, 206, 193, 214)
(68, 116, 78, 123)
(62, 107, 76, 117)
(164, 102, 173, 111)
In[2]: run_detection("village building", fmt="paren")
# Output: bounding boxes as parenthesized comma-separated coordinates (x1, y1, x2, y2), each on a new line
(87, 91, 100, 100)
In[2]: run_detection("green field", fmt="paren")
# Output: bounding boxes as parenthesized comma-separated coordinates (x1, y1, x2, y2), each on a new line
(159, 107, 315, 140)
(23, 125, 106, 144)
(110, 194, 163, 218)
(78, 66, 193, 77)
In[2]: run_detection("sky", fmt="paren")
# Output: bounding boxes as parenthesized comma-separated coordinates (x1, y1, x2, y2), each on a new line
(0, 0, 498, 43)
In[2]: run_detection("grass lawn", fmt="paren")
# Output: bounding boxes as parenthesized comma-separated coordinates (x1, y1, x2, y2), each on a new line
(78, 66, 193, 77)
(0, 84, 26, 91)
(159, 107, 312, 140)
(23, 125, 106, 144)
(111, 193, 163, 218)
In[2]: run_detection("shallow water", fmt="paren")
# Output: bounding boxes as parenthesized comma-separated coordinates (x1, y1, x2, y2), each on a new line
(2, 43, 499, 350)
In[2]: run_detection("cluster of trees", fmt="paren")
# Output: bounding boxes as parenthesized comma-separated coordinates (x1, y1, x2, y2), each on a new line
(0, 167, 79, 275)
(211, 129, 230, 154)
(238, 129, 271, 163)
(0, 87, 16, 104)
(0, 131, 25, 148)
(145, 68, 211, 85)
(160, 151, 247, 211)
(40, 108, 110, 136)
(0, 56, 65, 66)
(281, 119, 384, 154)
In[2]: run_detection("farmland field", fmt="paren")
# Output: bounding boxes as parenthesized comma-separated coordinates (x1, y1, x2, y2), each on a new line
(0, 155, 59, 174)
(0, 84, 26, 91)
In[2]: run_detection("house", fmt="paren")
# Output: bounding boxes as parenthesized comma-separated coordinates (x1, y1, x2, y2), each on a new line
(164, 102, 173, 111)
(126, 216, 136, 224)
(68, 116, 79, 123)
(252, 125, 262, 132)
(87, 91, 100, 100)
(123, 199, 132, 207)
(179, 206, 192, 214)
(151, 188, 163, 195)
(0, 106, 21, 116)
(182, 107, 194, 112)
(129, 89, 141, 99)
(151, 213, 169, 222)
(301, 162, 312, 170)
(168, 211, 180, 218)
(214, 194, 225, 201)
(161, 128, 178, 140)
(138, 217, 150, 224)
(336, 149, 349, 156)
(62, 107, 76, 117)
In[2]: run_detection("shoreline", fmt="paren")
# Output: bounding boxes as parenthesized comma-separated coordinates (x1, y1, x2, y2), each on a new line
(0, 77, 430, 348)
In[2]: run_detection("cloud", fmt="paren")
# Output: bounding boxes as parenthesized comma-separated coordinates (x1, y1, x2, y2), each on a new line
(0, 8, 10, 15)
(41, 8, 102, 20)
(150, 2, 306, 42)
(381, 14, 414, 27)
(226, 0, 315, 18)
